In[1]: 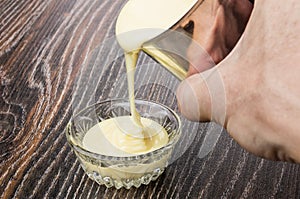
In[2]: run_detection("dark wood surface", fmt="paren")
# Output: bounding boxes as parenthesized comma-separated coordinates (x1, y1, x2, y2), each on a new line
(1, 0, 300, 198)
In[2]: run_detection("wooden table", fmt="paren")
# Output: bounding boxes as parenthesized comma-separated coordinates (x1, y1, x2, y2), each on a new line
(1, 0, 299, 198)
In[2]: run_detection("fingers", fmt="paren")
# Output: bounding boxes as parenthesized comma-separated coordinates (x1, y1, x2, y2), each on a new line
(176, 66, 227, 125)
(176, 73, 210, 121)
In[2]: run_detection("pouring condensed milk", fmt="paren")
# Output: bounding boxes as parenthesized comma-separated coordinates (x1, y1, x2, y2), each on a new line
(83, 0, 199, 157)
(66, 0, 204, 189)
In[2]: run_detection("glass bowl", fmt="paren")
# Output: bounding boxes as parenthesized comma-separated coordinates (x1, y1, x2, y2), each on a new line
(65, 99, 181, 189)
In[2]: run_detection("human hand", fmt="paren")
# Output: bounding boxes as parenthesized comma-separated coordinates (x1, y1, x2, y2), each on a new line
(177, 0, 300, 163)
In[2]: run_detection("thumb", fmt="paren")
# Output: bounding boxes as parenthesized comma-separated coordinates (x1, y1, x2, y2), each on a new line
(176, 66, 227, 125)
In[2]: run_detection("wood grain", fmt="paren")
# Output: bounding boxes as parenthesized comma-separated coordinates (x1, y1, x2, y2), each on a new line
(1, 0, 300, 198)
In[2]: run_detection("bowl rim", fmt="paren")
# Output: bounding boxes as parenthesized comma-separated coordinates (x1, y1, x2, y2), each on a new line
(66, 98, 182, 161)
